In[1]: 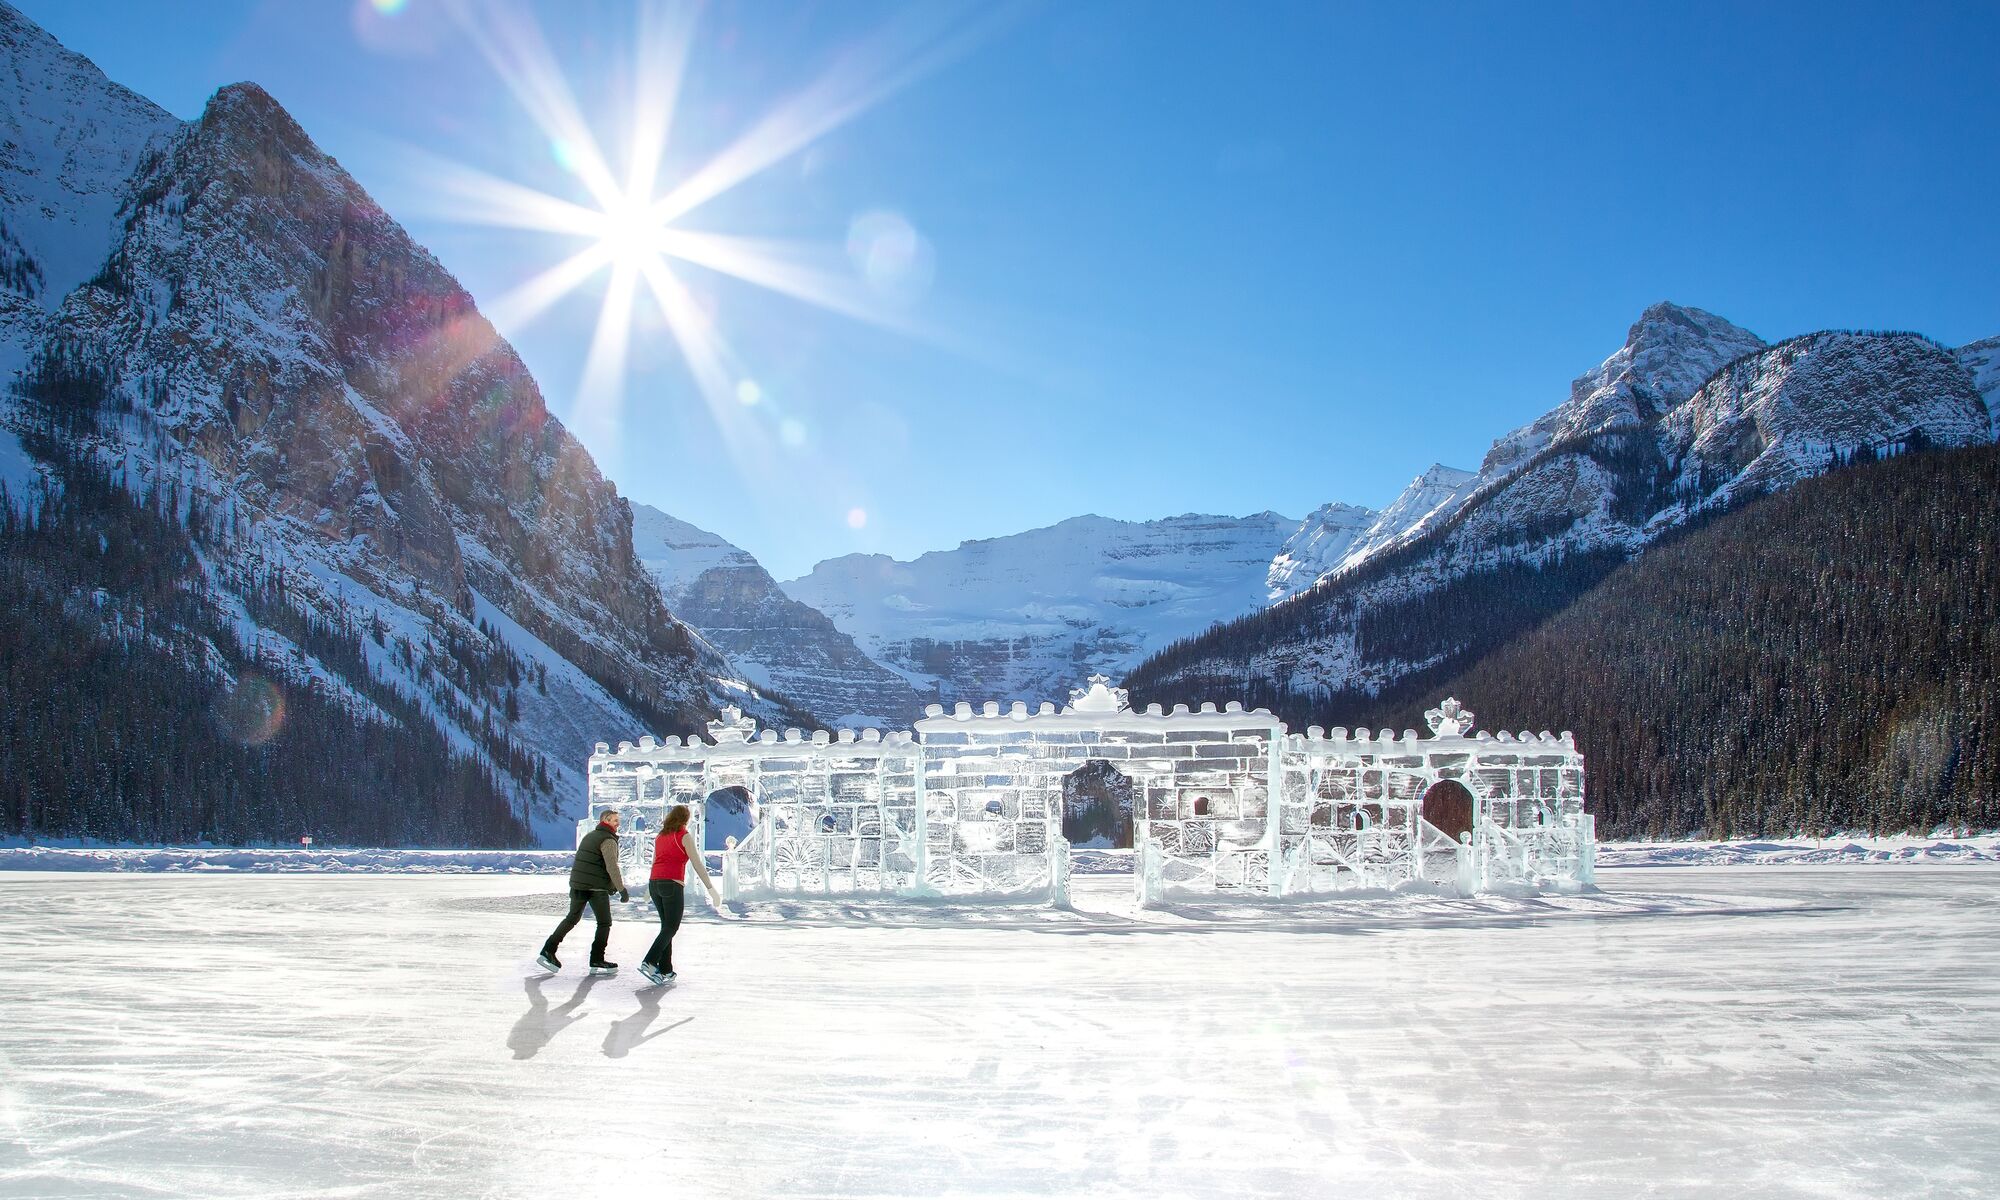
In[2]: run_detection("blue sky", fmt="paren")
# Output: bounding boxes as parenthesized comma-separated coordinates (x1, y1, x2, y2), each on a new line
(17, 0, 2000, 579)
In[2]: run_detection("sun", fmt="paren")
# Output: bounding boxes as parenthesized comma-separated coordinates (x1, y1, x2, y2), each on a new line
(593, 198, 668, 267)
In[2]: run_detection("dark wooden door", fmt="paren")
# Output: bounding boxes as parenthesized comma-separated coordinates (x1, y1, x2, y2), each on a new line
(1421, 780, 1475, 840)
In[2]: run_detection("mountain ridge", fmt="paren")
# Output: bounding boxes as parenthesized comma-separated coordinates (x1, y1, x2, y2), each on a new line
(1126, 304, 1996, 713)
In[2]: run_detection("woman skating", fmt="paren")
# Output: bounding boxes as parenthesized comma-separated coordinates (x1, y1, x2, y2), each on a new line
(641, 804, 722, 986)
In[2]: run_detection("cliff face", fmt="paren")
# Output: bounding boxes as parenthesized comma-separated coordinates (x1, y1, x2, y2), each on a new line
(0, 7, 800, 843)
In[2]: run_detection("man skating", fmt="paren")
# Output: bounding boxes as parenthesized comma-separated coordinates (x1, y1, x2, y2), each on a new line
(536, 807, 629, 975)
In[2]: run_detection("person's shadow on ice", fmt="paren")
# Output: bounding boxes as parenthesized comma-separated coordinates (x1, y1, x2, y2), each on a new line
(509, 974, 603, 1060)
(602, 988, 692, 1058)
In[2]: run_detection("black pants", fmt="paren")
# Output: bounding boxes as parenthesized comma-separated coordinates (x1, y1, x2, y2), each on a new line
(543, 889, 612, 964)
(645, 880, 684, 973)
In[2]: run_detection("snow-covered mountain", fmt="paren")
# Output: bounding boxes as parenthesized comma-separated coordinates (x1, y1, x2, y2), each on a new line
(0, 4, 800, 844)
(1129, 303, 1998, 709)
(1270, 464, 1482, 602)
(631, 504, 927, 726)
(1261, 307, 1765, 604)
(784, 511, 1297, 708)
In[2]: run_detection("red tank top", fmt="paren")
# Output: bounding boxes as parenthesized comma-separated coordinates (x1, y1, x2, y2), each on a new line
(651, 830, 691, 882)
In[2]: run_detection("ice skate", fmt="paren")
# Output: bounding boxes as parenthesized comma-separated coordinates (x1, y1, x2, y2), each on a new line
(637, 962, 664, 986)
(534, 951, 561, 974)
(587, 960, 618, 976)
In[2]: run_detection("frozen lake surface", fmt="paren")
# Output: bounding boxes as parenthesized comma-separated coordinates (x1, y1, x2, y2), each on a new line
(2, 868, 1996, 1198)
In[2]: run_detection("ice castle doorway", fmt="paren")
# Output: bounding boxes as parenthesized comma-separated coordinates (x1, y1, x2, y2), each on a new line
(704, 785, 757, 851)
(1420, 779, 1475, 842)
(1061, 760, 1135, 849)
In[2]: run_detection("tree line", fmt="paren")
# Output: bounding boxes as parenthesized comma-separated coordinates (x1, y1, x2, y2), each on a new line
(1140, 443, 1997, 838)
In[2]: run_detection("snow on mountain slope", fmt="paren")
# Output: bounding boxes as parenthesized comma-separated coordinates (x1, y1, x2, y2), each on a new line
(0, 3, 176, 377)
(1660, 330, 1991, 504)
(786, 511, 1297, 707)
(1340, 464, 1479, 573)
(1265, 501, 1373, 601)
(0, 7, 801, 843)
(1265, 466, 1489, 604)
(631, 503, 926, 727)
(1130, 306, 1994, 709)
(1958, 335, 2000, 439)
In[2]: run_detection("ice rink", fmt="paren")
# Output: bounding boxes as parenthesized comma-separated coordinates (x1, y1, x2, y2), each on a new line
(2, 868, 1996, 1199)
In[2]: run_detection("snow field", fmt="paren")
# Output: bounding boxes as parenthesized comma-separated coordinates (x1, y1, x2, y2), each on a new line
(2, 867, 1998, 1198)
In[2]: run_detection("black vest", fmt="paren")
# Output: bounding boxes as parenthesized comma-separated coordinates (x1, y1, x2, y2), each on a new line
(570, 825, 618, 890)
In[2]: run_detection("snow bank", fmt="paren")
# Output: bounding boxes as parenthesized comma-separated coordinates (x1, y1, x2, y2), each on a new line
(1072, 846, 1134, 874)
(0, 846, 572, 873)
(1599, 834, 2000, 868)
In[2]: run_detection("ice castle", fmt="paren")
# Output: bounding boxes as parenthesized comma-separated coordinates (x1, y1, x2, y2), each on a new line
(585, 678, 1595, 904)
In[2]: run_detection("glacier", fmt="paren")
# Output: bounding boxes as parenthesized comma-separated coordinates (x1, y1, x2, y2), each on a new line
(783, 511, 1298, 708)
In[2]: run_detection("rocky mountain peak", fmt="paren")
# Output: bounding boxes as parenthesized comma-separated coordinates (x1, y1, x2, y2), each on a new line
(632, 503, 927, 727)
(1612, 302, 1766, 408)
(1662, 330, 1989, 502)
(1482, 302, 1765, 478)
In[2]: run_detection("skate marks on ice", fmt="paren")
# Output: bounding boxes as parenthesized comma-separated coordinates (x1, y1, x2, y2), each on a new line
(7, 870, 1998, 1198)
(1110, 883, 1830, 935)
(444, 876, 1809, 935)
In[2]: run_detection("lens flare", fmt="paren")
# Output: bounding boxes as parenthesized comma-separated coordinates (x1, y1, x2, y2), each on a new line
(217, 674, 286, 746)
(847, 210, 934, 302)
(846, 507, 868, 529)
(735, 379, 762, 406)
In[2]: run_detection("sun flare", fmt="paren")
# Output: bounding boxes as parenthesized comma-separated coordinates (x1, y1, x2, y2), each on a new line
(418, 0, 1007, 457)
